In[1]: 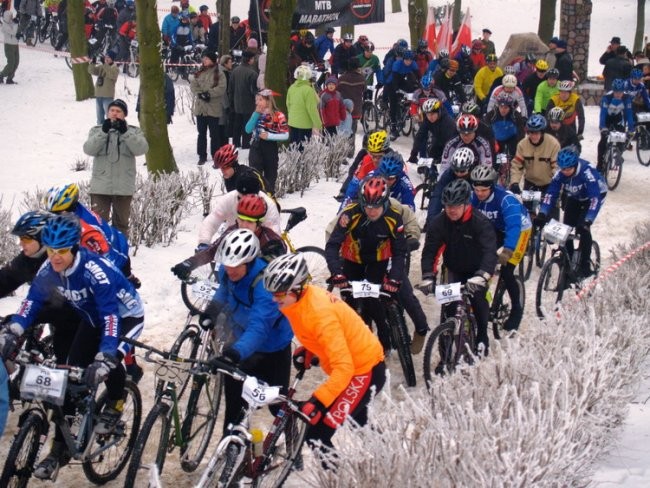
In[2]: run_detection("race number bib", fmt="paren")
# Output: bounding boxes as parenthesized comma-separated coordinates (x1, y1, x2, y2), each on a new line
(351, 280, 381, 299)
(542, 219, 572, 245)
(521, 190, 542, 203)
(241, 376, 280, 408)
(192, 280, 219, 301)
(435, 282, 462, 304)
(20, 364, 68, 406)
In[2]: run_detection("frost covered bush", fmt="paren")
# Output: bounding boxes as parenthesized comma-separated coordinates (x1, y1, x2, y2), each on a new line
(0, 200, 19, 267)
(19, 182, 91, 214)
(275, 134, 350, 198)
(69, 157, 90, 172)
(300, 225, 650, 487)
(129, 171, 212, 253)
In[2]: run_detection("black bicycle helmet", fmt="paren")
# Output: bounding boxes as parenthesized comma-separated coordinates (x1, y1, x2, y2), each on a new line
(441, 179, 472, 206)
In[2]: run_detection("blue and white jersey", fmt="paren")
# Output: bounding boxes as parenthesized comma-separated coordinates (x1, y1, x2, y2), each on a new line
(624, 79, 650, 110)
(599, 92, 635, 131)
(540, 160, 606, 222)
(74, 203, 129, 271)
(471, 185, 531, 251)
(13, 248, 144, 355)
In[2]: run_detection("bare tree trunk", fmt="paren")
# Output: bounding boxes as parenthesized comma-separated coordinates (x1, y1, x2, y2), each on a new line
(407, 0, 427, 48)
(136, 0, 177, 174)
(67, 0, 93, 100)
(391, 0, 402, 14)
(217, 0, 230, 58)
(453, 0, 462, 34)
(265, 0, 297, 113)
(634, 0, 646, 53)
(538, 0, 557, 42)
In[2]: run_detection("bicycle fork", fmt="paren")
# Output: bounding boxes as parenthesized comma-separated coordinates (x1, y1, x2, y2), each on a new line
(196, 426, 250, 488)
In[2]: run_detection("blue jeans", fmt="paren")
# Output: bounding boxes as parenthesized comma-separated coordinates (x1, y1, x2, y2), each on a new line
(96, 96, 114, 125)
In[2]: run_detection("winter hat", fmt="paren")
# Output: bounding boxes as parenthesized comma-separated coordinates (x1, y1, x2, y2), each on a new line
(236, 174, 262, 195)
(555, 39, 567, 49)
(482, 28, 492, 35)
(549, 37, 560, 46)
(108, 99, 128, 116)
(610, 36, 621, 45)
(325, 76, 338, 86)
(202, 50, 218, 64)
(247, 38, 258, 49)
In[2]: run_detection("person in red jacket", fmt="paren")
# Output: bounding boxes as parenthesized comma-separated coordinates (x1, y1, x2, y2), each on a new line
(319, 76, 347, 136)
(198, 5, 212, 31)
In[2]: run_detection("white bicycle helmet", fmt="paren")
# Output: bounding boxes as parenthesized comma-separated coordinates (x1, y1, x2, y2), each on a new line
(450, 147, 475, 172)
(216, 229, 260, 266)
(294, 64, 312, 81)
(263, 253, 310, 293)
(558, 80, 575, 92)
(502, 74, 517, 88)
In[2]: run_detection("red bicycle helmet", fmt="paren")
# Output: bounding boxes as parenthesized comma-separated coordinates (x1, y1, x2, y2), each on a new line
(213, 144, 239, 169)
(359, 176, 389, 208)
(237, 194, 267, 222)
(456, 114, 479, 133)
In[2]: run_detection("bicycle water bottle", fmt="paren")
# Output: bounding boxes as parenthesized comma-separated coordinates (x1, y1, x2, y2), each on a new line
(250, 428, 264, 458)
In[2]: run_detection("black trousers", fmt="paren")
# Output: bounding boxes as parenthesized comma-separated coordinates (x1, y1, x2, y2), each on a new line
(196, 115, 222, 160)
(232, 112, 252, 149)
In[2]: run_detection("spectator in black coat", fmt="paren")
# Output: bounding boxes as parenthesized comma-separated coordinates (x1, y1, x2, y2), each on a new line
(603, 45, 633, 90)
(228, 51, 258, 148)
(553, 39, 574, 81)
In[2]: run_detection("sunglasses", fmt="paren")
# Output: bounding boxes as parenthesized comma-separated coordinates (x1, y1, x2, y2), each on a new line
(272, 290, 296, 299)
(19, 235, 35, 243)
(46, 247, 72, 256)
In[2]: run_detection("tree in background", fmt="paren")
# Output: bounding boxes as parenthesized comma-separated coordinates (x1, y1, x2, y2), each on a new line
(264, 0, 297, 113)
(453, 0, 462, 33)
(633, 0, 645, 53)
(538, 0, 557, 42)
(136, 0, 177, 174)
(391, 0, 402, 14)
(408, 0, 428, 48)
(217, 0, 230, 60)
(67, 0, 93, 100)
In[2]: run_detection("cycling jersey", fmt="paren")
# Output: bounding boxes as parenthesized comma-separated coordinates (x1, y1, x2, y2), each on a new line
(625, 79, 650, 111)
(440, 134, 493, 174)
(539, 160, 606, 222)
(74, 203, 129, 271)
(279, 285, 384, 407)
(410, 109, 457, 160)
(485, 108, 526, 146)
(213, 257, 293, 360)
(12, 248, 144, 356)
(471, 185, 532, 251)
(547, 92, 585, 135)
(511, 134, 561, 187)
(487, 86, 528, 117)
(599, 92, 635, 131)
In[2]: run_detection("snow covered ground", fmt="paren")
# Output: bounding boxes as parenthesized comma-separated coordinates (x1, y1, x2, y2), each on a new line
(0, 0, 648, 486)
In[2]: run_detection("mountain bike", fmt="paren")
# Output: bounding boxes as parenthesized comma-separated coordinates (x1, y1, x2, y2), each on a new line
(422, 282, 478, 386)
(38, 11, 57, 44)
(518, 189, 547, 282)
(634, 113, 650, 166)
(340, 280, 416, 387)
(494, 152, 511, 187)
(412, 158, 439, 231)
(535, 219, 601, 319)
(195, 360, 308, 488)
(0, 348, 141, 485)
(361, 88, 378, 134)
(123, 335, 223, 485)
(167, 43, 205, 82)
(126, 39, 140, 78)
(601, 129, 627, 190)
(488, 265, 525, 340)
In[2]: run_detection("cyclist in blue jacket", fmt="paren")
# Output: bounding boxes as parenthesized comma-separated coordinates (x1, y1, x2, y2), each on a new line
(200, 229, 293, 434)
(536, 148, 607, 279)
(0, 213, 144, 479)
(470, 166, 532, 331)
(597, 78, 635, 171)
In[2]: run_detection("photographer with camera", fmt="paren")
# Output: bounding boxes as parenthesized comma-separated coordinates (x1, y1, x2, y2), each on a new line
(88, 50, 119, 125)
(83, 99, 148, 236)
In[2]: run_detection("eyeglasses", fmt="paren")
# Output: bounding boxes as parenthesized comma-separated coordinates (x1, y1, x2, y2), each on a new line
(19, 235, 35, 243)
(46, 247, 72, 256)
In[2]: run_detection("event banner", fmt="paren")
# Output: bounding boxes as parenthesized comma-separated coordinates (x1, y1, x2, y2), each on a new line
(249, 0, 385, 32)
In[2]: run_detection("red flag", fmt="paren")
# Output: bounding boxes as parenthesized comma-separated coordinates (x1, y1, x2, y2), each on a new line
(435, 6, 453, 55)
(424, 6, 437, 53)
(451, 8, 472, 57)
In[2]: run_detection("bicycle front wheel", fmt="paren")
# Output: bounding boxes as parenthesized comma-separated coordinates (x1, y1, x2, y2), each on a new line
(401, 111, 413, 136)
(385, 301, 416, 387)
(361, 101, 377, 134)
(413, 183, 430, 231)
(253, 412, 307, 487)
(422, 320, 456, 387)
(591, 240, 601, 275)
(181, 262, 219, 315)
(124, 402, 171, 487)
(0, 411, 46, 487)
(296, 246, 329, 288)
(636, 127, 650, 166)
(605, 146, 623, 190)
(156, 325, 202, 399)
(82, 380, 142, 484)
(535, 230, 547, 268)
(199, 442, 242, 488)
(535, 255, 567, 319)
(491, 274, 525, 340)
(519, 235, 534, 282)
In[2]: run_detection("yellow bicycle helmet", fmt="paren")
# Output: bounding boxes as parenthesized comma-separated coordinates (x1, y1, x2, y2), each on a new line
(366, 130, 390, 153)
(44, 183, 80, 212)
(535, 59, 549, 71)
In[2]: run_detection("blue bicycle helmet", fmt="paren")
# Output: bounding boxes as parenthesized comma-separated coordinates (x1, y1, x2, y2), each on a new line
(378, 152, 404, 177)
(631, 68, 643, 79)
(11, 210, 53, 242)
(611, 78, 626, 91)
(526, 114, 547, 132)
(403, 50, 415, 60)
(556, 148, 579, 169)
(421, 72, 433, 90)
(397, 38, 408, 49)
(41, 214, 81, 249)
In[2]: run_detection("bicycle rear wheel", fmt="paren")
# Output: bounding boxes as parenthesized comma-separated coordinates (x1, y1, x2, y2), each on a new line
(605, 146, 623, 190)
(519, 235, 534, 282)
(401, 111, 413, 136)
(83, 381, 142, 483)
(181, 262, 219, 315)
(124, 402, 171, 487)
(0, 411, 46, 487)
(535, 255, 567, 319)
(361, 101, 377, 134)
(296, 246, 328, 288)
(491, 274, 525, 340)
(422, 320, 456, 387)
(534, 230, 547, 268)
(591, 240, 601, 275)
(385, 301, 416, 387)
(253, 412, 307, 487)
(636, 127, 650, 166)
(413, 183, 430, 231)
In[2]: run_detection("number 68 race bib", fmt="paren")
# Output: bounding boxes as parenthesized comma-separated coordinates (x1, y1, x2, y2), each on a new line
(20, 364, 69, 406)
